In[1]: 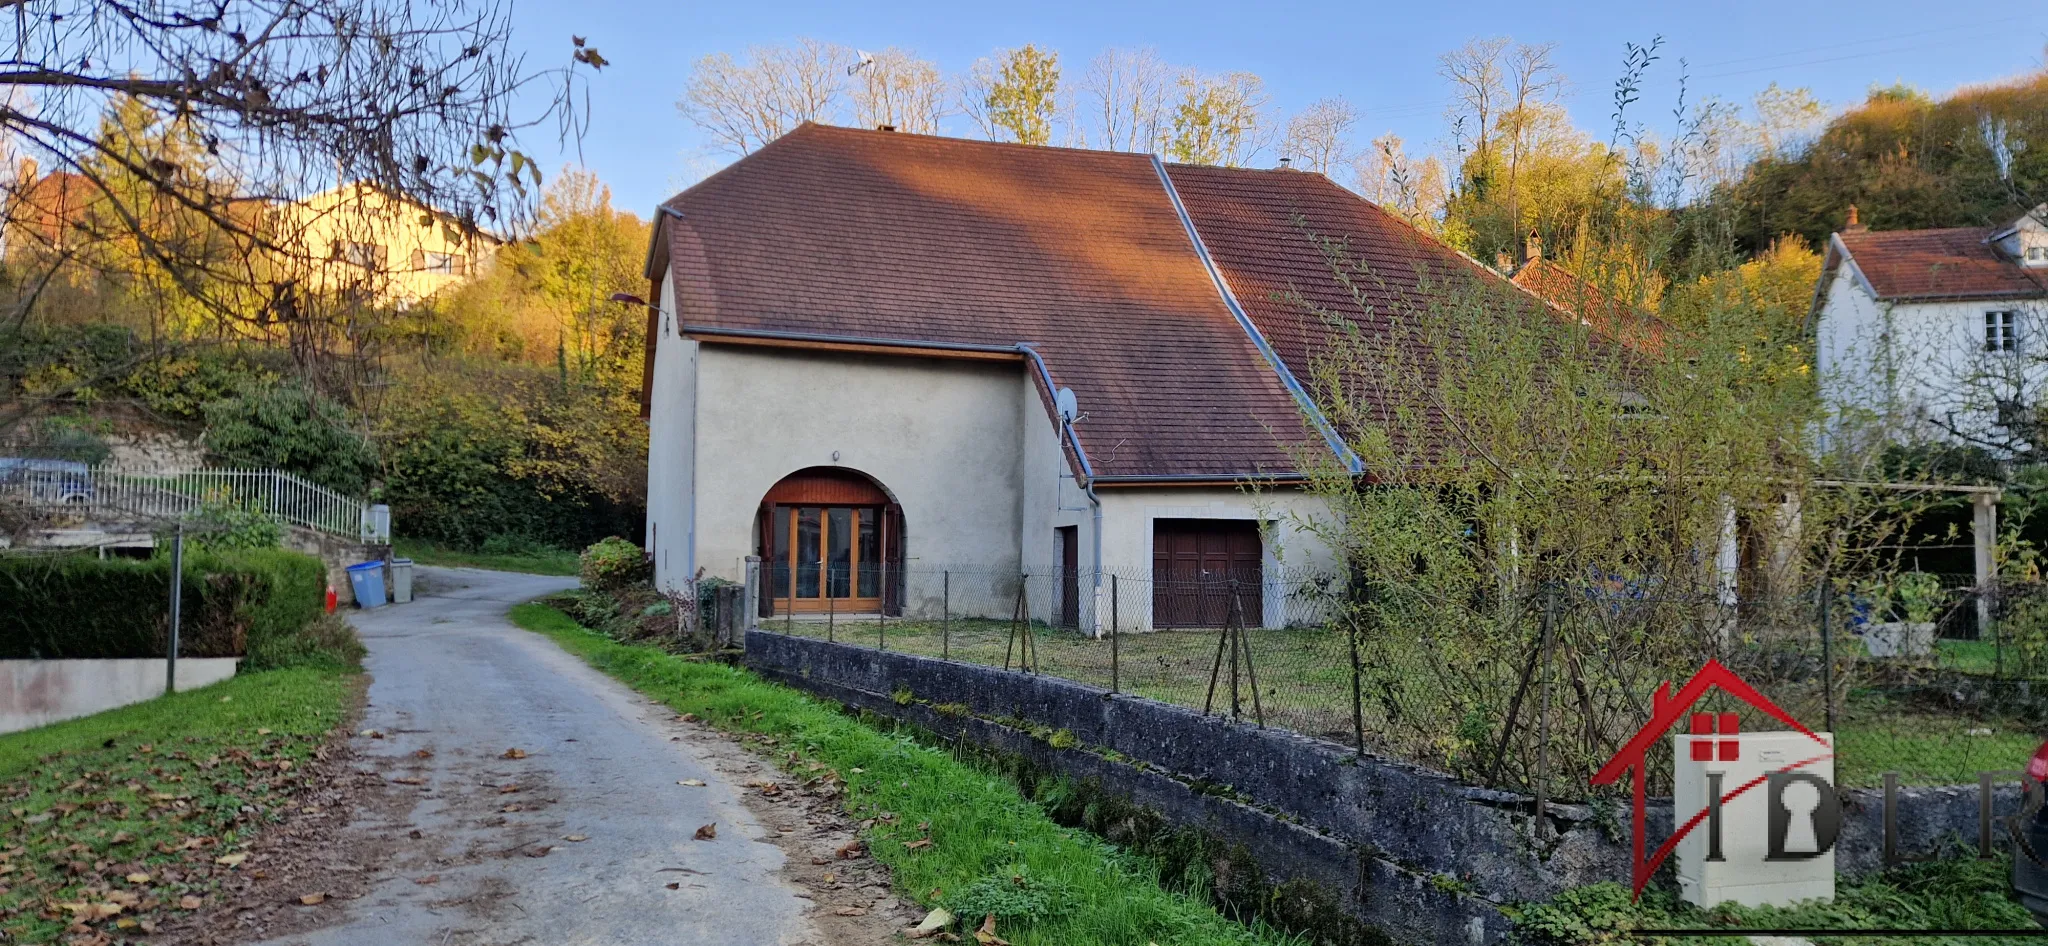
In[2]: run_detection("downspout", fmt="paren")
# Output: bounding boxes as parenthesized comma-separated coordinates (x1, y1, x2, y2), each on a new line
(1018, 342, 1104, 637)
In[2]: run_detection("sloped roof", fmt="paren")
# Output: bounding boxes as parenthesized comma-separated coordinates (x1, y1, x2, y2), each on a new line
(657, 124, 1315, 478)
(1510, 259, 1667, 353)
(1834, 226, 2047, 302)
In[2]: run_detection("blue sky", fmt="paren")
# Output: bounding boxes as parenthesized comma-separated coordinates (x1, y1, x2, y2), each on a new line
(507, 1, 2048, 216)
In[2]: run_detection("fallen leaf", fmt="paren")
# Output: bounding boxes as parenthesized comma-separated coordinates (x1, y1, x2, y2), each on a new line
(665, 881, 681, 890)
(124, 872, 150, 884)
(759, 783, 782, 796)
(408, 829, 423, 839)
(526, 845, 551, 858)
(179, 896, 202, 910)
(904, 838, 933, 850)
(693, 823, 717, 841)
(823, 872, 837, 884)
(256, 728, 272, 735)
(907, 907, 955, 939)
(413, 875, 440, 885)
(502, 748, 527, 759)
(414, 749, 434, 759)
(680, 713, 699, 722)
(678, 779, 706, 787)
(498, 784, 520, 794)
(836, 841, 864, 859)
(974, 914, 1010, 946)
(361, 729, 384, 739)
(562, 834, 588, 842)
(391, 777, 423, 786)
(214, 853, 248, 867)
(835, 906, 869, 916)
(298, 893, 326, 906)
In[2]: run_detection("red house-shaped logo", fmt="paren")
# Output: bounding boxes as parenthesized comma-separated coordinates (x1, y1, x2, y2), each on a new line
(1590, 659, 1832, 898)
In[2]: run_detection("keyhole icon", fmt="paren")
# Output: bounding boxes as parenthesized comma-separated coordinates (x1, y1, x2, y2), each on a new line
(1777, 779, 1820, 853)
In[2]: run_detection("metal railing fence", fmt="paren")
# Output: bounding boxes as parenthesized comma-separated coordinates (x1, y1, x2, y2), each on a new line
(0, 464, 388, 543)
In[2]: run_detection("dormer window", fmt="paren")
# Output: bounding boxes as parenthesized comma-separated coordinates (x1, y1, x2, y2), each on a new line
(1986, 310, 2021, 353)
(2028, 245, 2048, 265)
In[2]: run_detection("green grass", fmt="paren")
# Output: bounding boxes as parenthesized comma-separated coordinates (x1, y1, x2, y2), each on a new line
(0, 666, 358, 942)
(511, 602, 1302, 946)
(393, 537, 580, 576)
(1515, 858, 2039, 945)
(1834, 692, 2043, 789)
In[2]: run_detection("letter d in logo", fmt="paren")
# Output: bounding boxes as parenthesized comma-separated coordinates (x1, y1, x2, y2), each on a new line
(1767, 771, 1840, 860)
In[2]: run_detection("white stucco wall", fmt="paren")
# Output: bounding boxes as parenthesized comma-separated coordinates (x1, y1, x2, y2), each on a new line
(1095, 486, 1339, 630)
(1817, 258, 2048, 446)
(644, 273, 694, 591)
(682, 345, 1031, 618)
(0, 658, 239, 734)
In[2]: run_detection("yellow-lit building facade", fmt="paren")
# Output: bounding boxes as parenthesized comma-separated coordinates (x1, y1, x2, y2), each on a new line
(271, 181, 501, 307)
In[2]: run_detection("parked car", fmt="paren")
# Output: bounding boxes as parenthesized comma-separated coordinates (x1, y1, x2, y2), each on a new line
(2013, 740, 2048, 926)
(0, 458, 94, 504)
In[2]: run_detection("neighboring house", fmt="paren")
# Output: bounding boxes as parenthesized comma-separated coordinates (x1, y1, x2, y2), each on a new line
(641, 124, 1533, 632)
(1812, 204, 2048, 446)
(1502, 234, 1666, 354)
(268, 180, 500, 306)
(3, 168, 495, 307)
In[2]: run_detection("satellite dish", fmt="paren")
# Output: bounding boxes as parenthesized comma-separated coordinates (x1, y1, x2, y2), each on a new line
(1055, 387, 1078, 423)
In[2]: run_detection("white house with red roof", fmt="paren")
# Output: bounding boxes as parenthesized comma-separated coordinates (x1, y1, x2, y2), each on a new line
(639, 125, 1540, 631)
(1813, 204, 2048, 447)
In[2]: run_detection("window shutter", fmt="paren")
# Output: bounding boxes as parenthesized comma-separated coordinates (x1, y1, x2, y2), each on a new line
(410, 248, 424, 270)
(451, 254, 467, 276)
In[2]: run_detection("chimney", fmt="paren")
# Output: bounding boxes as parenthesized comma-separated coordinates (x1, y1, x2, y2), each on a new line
(1496, 251, 1516, 274)
(1844, 204, 1866, 233)
(1525, 230, 1543, 263)
(1278, 156, 1293, 170)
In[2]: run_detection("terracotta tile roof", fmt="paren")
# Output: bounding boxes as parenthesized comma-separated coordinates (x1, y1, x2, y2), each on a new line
(1836, 226, 2047, 302)
(1160, 162, 1514, 462)
(658, 124, 1315, 477)
(1510, 259, 1668, 353)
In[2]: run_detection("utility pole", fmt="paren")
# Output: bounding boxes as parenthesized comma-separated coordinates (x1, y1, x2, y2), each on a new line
(166, 522, 184, 695)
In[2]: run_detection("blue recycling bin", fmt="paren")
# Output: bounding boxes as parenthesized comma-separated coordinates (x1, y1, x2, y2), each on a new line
(347, 561, 387, 609)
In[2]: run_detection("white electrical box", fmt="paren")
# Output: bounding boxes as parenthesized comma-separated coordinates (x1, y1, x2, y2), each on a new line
(1672, 724, 1837, 908)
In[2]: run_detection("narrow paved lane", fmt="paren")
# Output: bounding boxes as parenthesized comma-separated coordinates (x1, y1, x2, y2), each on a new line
(259, 566, 824, 946)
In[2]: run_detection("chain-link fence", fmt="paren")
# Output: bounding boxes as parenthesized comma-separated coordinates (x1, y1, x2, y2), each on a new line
(753, 562, 2048, 803)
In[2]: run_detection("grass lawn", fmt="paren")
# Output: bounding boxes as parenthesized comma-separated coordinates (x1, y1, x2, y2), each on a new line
(392, 537, 580, 576)
(511, 602, 1302, 946)
(769, 617, 2044, 790)
(0, 666, 358, 943)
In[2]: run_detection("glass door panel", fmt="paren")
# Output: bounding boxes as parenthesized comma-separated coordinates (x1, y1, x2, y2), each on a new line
(794, 508, 821, 598)
(827, 508, 853, 598)
(857, 513, 880, 598)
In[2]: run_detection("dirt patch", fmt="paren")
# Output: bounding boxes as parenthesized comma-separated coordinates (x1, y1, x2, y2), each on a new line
(153, 676, 415, 946)
(671, 718, 918, 946)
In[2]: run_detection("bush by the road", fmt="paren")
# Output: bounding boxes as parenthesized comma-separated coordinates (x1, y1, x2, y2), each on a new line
(0, 548, 327, 665)
(578, 536, 648, 591)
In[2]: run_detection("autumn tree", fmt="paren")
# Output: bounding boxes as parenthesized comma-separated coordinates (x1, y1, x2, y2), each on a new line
(1281, 97, 1358, 174)
(965, 45, 1062, 146)
(679, 39, 850, 154)
(1081, 47, 1171, 153)
(1352, 133, 1450, 234)
(1166, 71, 1268, 167)
(0, 0, 600, 433)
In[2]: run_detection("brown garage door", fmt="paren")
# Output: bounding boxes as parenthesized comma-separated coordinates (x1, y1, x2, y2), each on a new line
(1152, 519, 1261, 628)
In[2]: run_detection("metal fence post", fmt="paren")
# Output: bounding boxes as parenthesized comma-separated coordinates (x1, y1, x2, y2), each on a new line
(1350, 584, 1367, 756)
(1819, 576, 1837, 735)
(1535, 584, 1557, 840)
(1110, 574, 1120, 695)
(878, 561, 887, 652)
(827, 588, 835, 643)
(942, 570, 951, 659)
(166, 523, 183, 695)
(1227, 581, 1241, 720)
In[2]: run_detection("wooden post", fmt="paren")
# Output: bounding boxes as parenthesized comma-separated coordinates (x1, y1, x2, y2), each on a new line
(1973, 491, 1999, 641)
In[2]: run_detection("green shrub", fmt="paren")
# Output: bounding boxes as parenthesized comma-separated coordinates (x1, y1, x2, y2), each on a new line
(154, 499, 284, 553)
(579, 537, 648, 591)
(0, 548, 325, 664)
(203, 380, 378, 496)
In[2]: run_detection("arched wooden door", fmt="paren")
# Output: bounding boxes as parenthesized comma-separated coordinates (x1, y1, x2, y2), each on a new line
(756, 468, 904, 616)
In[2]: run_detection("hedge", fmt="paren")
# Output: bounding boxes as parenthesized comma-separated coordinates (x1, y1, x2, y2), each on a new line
(0, 549, 325, 666)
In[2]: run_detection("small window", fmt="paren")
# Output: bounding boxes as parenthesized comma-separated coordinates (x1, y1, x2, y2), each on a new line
(331, 241, 384, 269)
(419, 250, 466, 275)
(2028, 246, 2048, 264)
(1985, 310, 2020, 352)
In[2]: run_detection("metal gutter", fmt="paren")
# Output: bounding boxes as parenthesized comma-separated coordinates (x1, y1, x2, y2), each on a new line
(682, 325, 1024, 357)
(1092, 473, 1308, 485)
(1148, 155, 1362, 475)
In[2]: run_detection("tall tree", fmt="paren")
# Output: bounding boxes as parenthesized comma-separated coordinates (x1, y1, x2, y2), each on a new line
(964, 45, 1062, 146)
(1439, 36, 1511, 168)
(679, 39, 850, 154)
(1352, 133, 1449, 232)
(1281, 97, 1358, 174)
(848, 48, 948, 135)
(1166, 71, 1268, 167)
(1082, 47, 1171, 153)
